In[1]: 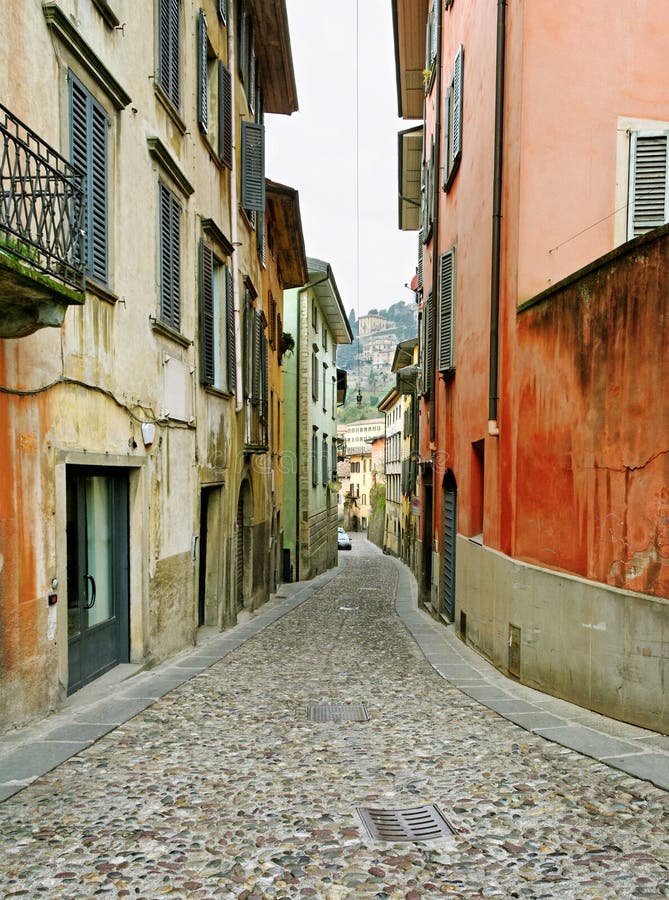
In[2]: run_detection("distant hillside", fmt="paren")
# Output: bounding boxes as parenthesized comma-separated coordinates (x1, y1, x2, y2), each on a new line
(337, 300, 417, 423)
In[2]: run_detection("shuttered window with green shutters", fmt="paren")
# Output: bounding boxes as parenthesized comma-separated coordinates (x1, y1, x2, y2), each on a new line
(443, 45, 464, 191)
(158, 0, 181, 111)
(159, 181, 181, 330)
(628, 131, 669, 239)
(437, 248, 456, 373)
(219, 62, 233, 168)
(217, 0, 227, 25)
(420, 290, 434, 397)
(199, 239, 235, 393)
(197, 9, 208, 134)
(241, 121, 265, 212)
(69, 74, 108, 285)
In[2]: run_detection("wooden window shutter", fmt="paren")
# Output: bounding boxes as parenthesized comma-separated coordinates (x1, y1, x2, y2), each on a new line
(197, 10, 208, 134)
(69, 74, 108, 284)
(430, 1, 439, 64)
(252, 309, 263, 400)
(452, 46, 464, 163)
(225, 265, 236, 393)
(218, 62, 233, 168)
(241, 121, 265, 212)
(199, 240, 215, 385)
(238, 0, 247, 81)
(422, 291, 434, 397)
(217, 0, 227, 25)
(248, 34, 256, 116)
(159, 182, 181, 330)
(159, 0, 180, 109)
(628, 132, 669, 239)
(417, 229, 424, 292)
(437, 249, 456, 372)
(443, 89, 451, 190)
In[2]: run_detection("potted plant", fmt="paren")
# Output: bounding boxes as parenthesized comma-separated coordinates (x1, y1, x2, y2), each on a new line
(279, 331, 295, 361)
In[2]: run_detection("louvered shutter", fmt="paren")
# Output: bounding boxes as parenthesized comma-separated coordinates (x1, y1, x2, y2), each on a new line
(199, 240, 215, 385)
(241, 121, 265, 212)
(452, 46, 464, 163)
(424, 291, 434, 397)
(159, 0, 180, 109)
(238, 0, 247, 80)
(417, 229, 424, 292)
(252, 310, 262, 400)
(628, 132, 669, 239)
(443, 90, 451, 189)
(218, 62, 233, 167)
(218, 0, 227, 25)
(225, 265, 236, 393)
(159, 182, 181, 330)
(438, 249, 455, 372)
(430, 1, 439, 63)
(197, 10, 208, 134)
(69, 74, 107, 284)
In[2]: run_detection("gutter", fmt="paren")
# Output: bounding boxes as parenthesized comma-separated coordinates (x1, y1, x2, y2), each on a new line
(429, 5, 443, 444)
(488, 0, 507, 437)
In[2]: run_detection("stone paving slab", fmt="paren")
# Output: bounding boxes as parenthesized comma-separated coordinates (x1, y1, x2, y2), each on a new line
(604, 752, 669, 791)
(532, 724, 645, 761)
(0, 740, 90, 783)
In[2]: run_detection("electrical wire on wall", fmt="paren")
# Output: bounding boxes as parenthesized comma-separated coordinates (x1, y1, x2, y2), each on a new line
(354, 0, 363, 409)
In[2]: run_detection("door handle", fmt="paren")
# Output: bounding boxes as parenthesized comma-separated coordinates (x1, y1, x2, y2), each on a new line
(83, 574, 96, 610)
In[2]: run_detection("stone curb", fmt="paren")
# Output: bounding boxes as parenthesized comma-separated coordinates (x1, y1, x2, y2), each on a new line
(389, 555, 669, 793)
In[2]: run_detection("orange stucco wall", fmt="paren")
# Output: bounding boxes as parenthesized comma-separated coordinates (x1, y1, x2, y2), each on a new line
(514, 227, 669, 597)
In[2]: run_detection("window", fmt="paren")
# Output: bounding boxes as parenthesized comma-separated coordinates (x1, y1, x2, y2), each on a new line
(199, 239, 235, 393)
(217, 0, 227, 26)
(241, 120, 265, 213)
(312, 300, 318, 332)
(331, 442, 337, 481)
(443, 46, 464, 191)
(312, 430, 318, 487)
(322, 363, 328, 412)
(424, 1, 440, 77)
(322, 435, 329, 485)
(420, 290, 434, 397)
(244, 295, 268, 449)
(219, 62, 233, 168)
(159, 181, 181, 329)
(322, 323, 328, 351)
(437, 247, 456, 372)
(312, 349, 319, 402)
(362, 494, 367, 506)
(69, 73, 108, 284)
(627, 131, 669, 239)
(158, 0, 181, 110)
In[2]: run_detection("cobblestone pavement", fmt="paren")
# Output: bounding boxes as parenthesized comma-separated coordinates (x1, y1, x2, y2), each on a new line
(1, 537, 667, 899)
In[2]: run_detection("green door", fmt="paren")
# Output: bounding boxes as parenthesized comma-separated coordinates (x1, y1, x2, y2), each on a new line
(66, 469, 129, 693)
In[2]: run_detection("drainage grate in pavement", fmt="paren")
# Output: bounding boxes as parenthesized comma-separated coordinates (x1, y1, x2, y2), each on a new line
(357, 804, 457, 842)
(307, 702, 369, 723)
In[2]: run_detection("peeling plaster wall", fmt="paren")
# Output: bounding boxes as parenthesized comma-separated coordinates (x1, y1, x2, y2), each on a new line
(514, 227, 669, 598)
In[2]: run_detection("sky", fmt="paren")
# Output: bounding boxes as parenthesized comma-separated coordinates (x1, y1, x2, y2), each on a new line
(265, 0, 419, 319)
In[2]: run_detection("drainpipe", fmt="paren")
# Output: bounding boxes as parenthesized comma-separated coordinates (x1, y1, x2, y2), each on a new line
(429, 5, 443, 445)
(294, 272, 329, 580)
(488, 0, 507, 438)
(228, 11, 243, 411)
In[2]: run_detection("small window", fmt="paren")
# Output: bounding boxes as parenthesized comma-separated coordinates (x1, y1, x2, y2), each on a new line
(199, 239, 235, 393)
(322, 435, 329, 485)
(312, 430, 318, 487)
(159, 181, 182, 330)
(437, 247, 456, 372)
(158, 0, 181, 110)
(311, 350, 319, 402)
(443, 46, 464, 191)
(627, 131, 669, 239)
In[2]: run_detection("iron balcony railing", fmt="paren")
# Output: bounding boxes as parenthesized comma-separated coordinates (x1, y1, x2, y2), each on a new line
(0, 102, 86, 289)
(244, 398, 269, 452)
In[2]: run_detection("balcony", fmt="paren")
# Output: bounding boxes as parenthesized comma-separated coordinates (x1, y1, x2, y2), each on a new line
(244, 398, 269, 453)
(0, 102, 86, 338)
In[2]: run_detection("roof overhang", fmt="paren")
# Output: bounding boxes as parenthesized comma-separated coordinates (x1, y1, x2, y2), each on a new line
(396, 364, 420, 394)
(306, 258, 353, 344)
(392, 0, 429, 120)
(392, 337, 419, 372)
(398, 125, 423, 231)
(248, 0, 298, 114)
(265, 180, 308, 288)
(378, 386, 400, 412)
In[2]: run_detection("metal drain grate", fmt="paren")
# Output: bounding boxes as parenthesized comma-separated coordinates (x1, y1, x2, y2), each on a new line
(357, 804, 456, 841)
(307, 702, 369, 723)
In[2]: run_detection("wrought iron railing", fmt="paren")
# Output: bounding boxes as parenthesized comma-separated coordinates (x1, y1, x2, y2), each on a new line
(0, 102, 86, 289)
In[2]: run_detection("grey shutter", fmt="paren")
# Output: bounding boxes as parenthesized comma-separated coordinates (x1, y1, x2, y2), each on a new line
(199, 240, 215, 385)
(218, 0, 227, 25)
(159, 182, 181, 329)
(69, 74, 107, 284)
(218, 62, 233, 167)
(452, 46, 464, 163)
(423, 291, 434, 397)
(238, 0, 247, 80)
(252, 309, 262, 400)
(443, 89, 451, 189)
(197, 10, 208, 134)
(159, 0, 180, 109)
(430, 1, 439, 63)
(417, 228, 424, 291)
(629, 132, 669, 239)
(241, 121, 265, 212)
(437, 249, 455, 372)
(225, 265, 236, 392)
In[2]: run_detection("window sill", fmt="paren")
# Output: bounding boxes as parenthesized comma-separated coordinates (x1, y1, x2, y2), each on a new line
(150, 316, 191, 348)
(203, 384, 234, 400)
(153, 82, 187, 135)
(469, 533, 483, 546)
(85, 278, 118, 305)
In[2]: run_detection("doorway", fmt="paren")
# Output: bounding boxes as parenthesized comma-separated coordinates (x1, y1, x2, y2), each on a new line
(441, 470, 457, 622)
(66, 468, 129, 693)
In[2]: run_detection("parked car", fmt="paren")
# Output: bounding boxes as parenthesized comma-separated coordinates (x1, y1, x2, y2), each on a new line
(337, 528, 352, 550)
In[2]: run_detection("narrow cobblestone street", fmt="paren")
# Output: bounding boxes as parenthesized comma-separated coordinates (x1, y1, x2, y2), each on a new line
(1, 537, 667, 899)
